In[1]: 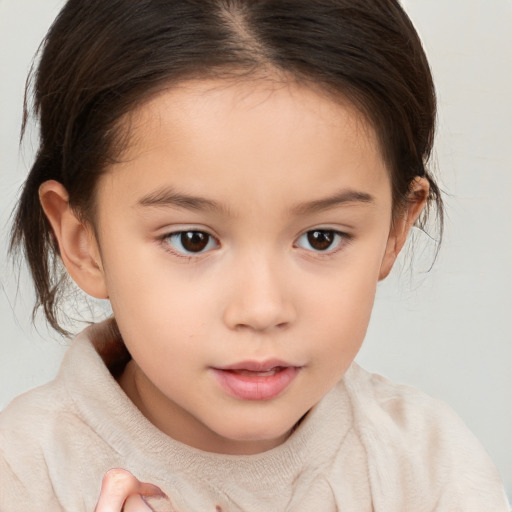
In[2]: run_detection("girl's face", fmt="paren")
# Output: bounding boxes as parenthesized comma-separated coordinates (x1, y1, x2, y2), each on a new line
(77, 79, 423, 454)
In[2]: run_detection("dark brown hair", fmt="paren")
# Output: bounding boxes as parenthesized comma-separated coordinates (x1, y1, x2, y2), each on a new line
(10, 0, 442, 334)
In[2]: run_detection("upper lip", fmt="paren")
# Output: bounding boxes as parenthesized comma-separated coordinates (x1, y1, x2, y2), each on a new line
(214, 359, 297, 371)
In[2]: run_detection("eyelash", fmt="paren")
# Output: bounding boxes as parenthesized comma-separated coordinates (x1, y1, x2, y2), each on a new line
(160, 230, 220, 258)
(294, 229, 350, 255)
(159, 228, 351, 258)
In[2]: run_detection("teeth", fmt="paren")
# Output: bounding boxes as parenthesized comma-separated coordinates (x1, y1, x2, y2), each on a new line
(232, 367, 280, 376)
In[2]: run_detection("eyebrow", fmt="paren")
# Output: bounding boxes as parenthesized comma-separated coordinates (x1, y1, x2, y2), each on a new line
(136, 186, 223, 212)
(292, 189, 375, 215)
(136, 186, 374, 215)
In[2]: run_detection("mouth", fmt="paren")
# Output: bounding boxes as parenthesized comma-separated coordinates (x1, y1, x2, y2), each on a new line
(224, 367, 285, 377)
(211, 360, 301, 401)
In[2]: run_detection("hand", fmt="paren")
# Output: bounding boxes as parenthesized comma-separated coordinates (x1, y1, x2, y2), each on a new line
(95, 469, 172, 512)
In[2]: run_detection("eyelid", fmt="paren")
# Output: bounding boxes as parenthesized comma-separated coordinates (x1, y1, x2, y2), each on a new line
(158, 227, 220, 258)
(294, 228, 352, 254)
(154, 223, 219, 244)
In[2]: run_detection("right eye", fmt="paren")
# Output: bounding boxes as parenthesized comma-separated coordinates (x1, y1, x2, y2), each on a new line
(164, 231, 219, 255)
(295, 229, 346, 253)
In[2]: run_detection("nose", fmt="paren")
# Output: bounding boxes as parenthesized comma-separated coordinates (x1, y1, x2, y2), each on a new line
(222, 253, 296, 333)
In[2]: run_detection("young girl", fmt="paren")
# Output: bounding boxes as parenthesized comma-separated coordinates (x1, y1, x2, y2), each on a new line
(0, 1, 509, 511)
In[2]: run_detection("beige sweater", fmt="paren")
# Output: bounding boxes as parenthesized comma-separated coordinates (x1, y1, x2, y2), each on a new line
(0, 323, 509, 511)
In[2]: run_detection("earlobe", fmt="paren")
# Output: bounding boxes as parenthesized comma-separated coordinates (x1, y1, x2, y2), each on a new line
(379, 177, 430, 280)
(39, 180, 109, 299)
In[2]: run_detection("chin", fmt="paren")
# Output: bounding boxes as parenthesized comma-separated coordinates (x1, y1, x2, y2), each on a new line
(209, 414, 299, 452)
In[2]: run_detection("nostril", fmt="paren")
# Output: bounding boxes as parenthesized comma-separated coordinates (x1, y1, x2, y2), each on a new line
(233, 320, 289, 333)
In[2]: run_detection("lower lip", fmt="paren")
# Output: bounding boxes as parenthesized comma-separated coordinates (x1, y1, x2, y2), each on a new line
(211, 366, 299, 401)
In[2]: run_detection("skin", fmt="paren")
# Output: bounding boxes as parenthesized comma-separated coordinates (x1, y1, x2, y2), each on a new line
(39, 79, 428, 509)
(94, 469, 168, 512)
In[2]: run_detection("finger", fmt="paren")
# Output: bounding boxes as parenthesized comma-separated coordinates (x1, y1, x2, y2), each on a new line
(141, 495, 176, 512)
(122, 494, 153, 512)
(94, 469, 165, 512)
(124, 495, 175, 512)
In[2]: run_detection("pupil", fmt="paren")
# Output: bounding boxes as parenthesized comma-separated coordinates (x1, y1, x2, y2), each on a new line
(181, 231, 208, 252)
(308, 230, 334, 251)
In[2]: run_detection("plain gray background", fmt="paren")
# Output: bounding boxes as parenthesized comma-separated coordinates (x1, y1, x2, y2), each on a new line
(1, 0, 511, 499)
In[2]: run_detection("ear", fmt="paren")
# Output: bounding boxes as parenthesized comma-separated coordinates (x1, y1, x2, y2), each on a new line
(39, 180, 108, 299)
(379, 177, 429, 280)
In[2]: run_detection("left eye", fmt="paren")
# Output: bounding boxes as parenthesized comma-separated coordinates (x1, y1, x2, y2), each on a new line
(296, 229, 345, 252)
(165, 231, 219, 254)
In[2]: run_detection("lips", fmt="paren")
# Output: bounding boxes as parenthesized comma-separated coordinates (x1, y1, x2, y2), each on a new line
(227, 367, 282, 377)
(211, 360, 300, 401)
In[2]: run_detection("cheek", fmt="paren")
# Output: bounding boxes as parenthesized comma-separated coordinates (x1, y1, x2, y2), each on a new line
(307, 246, 383, 319)
(302, 246, 384, 363)
(104, 253, 220, 369)
(310, 279, 376, 355)
(99, 241, 194, 343)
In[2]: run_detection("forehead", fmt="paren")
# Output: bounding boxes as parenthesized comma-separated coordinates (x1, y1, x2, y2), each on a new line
(121, 77, 377, 156)
(99, 78, 391, 211)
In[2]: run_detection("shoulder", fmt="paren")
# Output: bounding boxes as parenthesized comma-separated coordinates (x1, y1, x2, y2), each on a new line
(344, 362, 461, 432)
(0, 334, 98, 457)
(342, 363, 510, 511)
(0, 322, 124, 510)
(0, 371, 78, 443)
(0, 378, 74, 510)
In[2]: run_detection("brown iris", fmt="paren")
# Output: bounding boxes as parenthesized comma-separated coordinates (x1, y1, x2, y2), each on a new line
(180, 231, 210, 252)
(307, 230, 336, 251)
